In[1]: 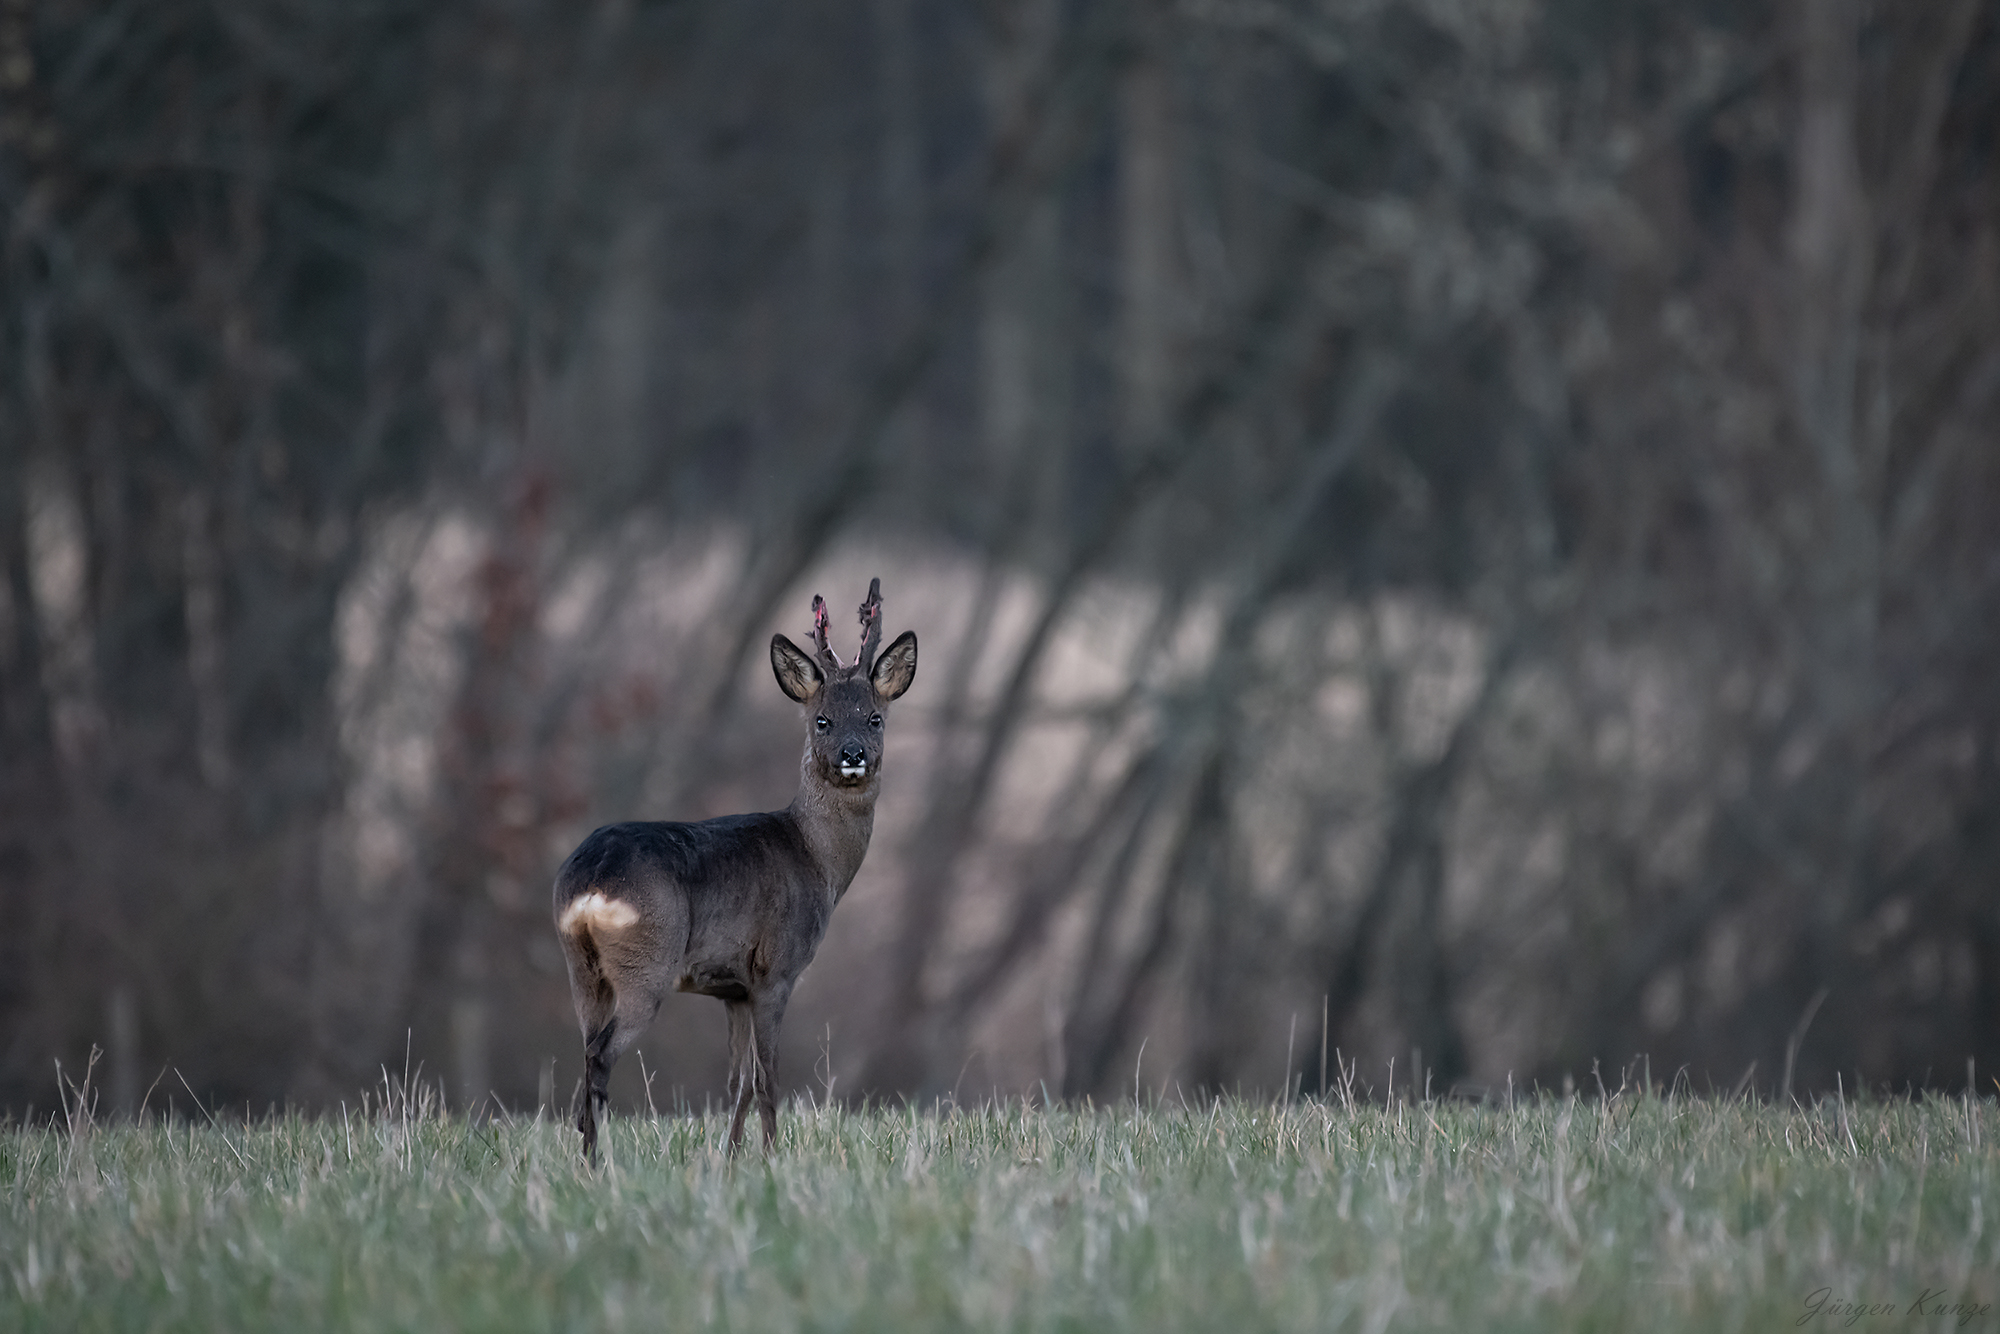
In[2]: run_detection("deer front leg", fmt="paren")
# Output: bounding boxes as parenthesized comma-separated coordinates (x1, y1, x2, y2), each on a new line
(751, 986, 791, 1150)
(724, 999, 756, 1154)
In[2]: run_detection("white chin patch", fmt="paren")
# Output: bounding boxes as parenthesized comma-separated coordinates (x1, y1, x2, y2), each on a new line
(840, 764, 867, 778)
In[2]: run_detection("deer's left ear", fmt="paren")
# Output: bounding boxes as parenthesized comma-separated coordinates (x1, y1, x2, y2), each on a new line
(870, 630, 918, 701)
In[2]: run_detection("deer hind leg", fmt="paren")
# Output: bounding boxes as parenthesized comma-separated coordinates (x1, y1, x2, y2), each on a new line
(574, 984, 664, 1163)
(559, 900, 675, 1164)
(561, 932, 616, 1160)
(576, 1018, 616, 1161)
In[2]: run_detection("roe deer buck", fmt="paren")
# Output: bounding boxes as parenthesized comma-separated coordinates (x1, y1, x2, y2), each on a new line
(554, 578, 916, 1160)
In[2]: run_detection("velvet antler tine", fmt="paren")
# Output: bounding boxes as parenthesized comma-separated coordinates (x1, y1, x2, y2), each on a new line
(810, 594, 844, 670)
(856, 577, 883, 668)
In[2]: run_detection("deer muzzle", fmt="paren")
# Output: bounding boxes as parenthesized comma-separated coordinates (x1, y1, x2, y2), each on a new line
(838, 742, 868, 779)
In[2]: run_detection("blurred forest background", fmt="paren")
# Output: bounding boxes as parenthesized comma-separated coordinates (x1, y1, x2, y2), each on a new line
(2, 0, 1998, 1121)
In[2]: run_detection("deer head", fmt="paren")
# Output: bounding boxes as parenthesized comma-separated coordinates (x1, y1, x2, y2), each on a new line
(769, 578, 918, 790)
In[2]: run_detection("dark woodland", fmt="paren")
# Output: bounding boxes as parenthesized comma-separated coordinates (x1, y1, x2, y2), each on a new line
(2, 0, 1998, 1119)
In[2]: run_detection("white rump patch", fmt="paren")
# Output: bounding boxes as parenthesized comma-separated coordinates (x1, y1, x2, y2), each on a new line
(560, 891, 640, 935)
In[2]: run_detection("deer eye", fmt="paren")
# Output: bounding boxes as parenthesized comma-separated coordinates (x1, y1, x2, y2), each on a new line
(869, 713, 883, 729)
(815, 716, 830, 732)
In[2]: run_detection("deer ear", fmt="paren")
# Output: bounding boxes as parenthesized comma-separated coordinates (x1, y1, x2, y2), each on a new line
(870, 630, 917, 701)
(771, 634, 823, 703)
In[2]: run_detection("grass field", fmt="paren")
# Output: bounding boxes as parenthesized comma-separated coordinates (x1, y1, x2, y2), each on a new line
(3, 1077, 1995, 1332)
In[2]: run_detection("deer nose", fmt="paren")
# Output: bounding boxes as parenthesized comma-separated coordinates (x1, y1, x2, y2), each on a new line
(839, 741, 867, 768)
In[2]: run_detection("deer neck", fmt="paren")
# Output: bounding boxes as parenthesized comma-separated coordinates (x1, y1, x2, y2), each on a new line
(787, 760, 877, 902)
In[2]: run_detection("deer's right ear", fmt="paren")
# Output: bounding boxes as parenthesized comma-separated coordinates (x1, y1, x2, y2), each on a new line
(770, 634, 824, 703)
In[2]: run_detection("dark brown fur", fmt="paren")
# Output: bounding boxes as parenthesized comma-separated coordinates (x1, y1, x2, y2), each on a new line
(554, 580, 916, 1160)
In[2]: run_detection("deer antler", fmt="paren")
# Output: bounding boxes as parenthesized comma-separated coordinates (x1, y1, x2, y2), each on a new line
(856, 578, 883, 668)
(809, 595, 845, 670)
